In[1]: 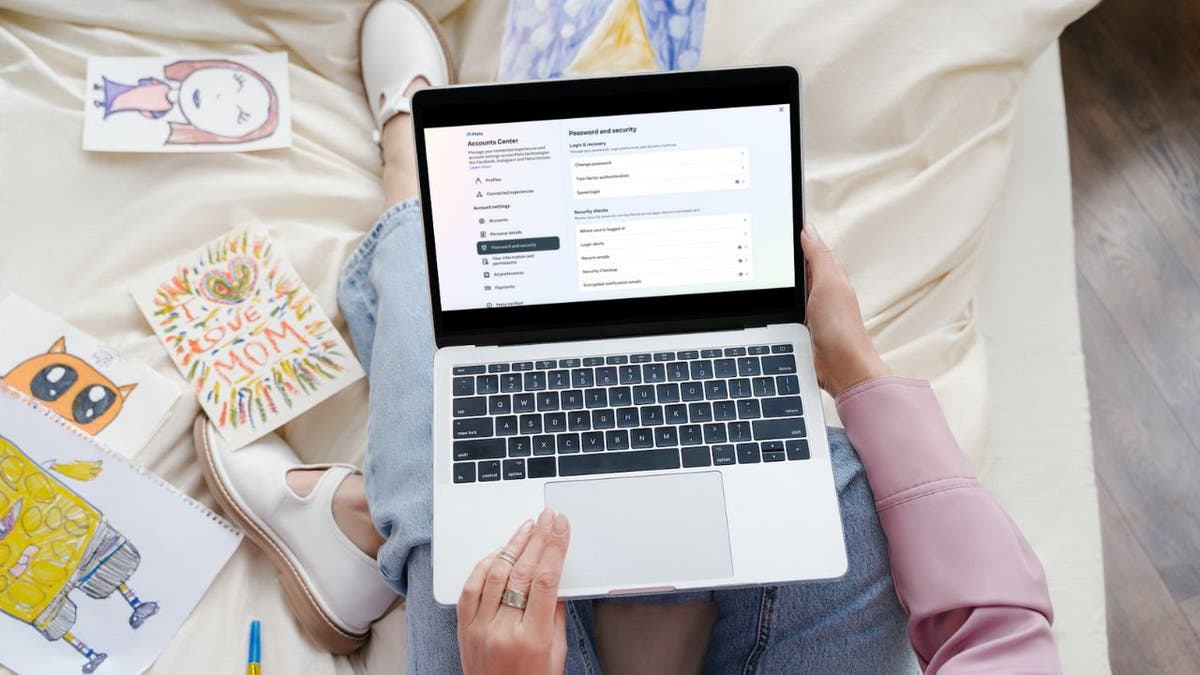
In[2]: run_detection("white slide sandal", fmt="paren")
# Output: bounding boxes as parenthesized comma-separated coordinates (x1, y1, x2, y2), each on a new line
(359, 0, 457, 143)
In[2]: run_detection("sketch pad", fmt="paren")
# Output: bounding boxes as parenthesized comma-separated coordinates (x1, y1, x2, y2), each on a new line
(0, 387, 241, 675)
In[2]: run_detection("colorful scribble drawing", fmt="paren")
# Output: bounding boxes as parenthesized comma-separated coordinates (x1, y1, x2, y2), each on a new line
(499, 0, 706, 81)
(0, 436, 159, 673)
(90, 59, 279, 145)
(146, 230, 354, 439)
(3, 339, 137, 436)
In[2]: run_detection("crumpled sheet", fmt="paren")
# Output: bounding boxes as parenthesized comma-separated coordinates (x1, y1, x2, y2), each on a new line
(0, 0, 1100, 672)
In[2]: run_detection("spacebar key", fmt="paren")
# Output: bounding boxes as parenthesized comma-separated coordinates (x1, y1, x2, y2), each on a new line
(752, 417, 806, 440)
(558, 449, 680, 477)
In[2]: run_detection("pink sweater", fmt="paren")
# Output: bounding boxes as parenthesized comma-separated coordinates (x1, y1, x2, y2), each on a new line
(836, 377, 1061, 674)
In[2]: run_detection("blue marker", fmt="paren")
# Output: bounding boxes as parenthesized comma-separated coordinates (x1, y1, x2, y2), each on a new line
(246, 620, 261, 675)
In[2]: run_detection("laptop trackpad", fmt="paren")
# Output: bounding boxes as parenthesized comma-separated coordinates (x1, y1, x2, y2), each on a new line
(545, 471, 734, 591)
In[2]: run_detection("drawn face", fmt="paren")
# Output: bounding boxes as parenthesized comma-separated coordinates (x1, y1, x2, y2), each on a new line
(1, 339, 135, 434)
(177, 67, 270, 138)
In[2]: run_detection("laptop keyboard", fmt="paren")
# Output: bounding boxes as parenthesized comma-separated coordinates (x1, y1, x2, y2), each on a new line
(449, 344, 811, 484)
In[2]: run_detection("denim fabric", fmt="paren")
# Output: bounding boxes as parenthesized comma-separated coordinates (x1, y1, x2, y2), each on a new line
(337, 200, 916, 674)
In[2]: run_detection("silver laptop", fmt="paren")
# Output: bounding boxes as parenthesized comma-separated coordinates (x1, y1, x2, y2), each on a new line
(413, 66, 847, 605)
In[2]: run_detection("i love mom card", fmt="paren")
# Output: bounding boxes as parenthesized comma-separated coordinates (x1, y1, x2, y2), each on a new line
(130, 229, 363, 448)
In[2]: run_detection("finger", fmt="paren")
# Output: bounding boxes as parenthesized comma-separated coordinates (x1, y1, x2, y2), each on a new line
(499, 507, 555, 617)
(803, 225, 851, 294)
(548, 601, 568, 673)
(523, 512, 570, 631)
(804, 249, 813, 306)
(805, 220, 827, 248)
(800, 223, 834, 270)
(477, 517, 535, 623)
(457, 553, 494, 627)
(800, 226, 823, 311)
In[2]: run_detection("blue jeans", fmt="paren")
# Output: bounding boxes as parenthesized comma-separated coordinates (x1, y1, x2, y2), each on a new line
(338, 201, 916, 674)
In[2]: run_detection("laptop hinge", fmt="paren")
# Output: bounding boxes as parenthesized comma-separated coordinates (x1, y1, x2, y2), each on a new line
(464, 319, 777, 348)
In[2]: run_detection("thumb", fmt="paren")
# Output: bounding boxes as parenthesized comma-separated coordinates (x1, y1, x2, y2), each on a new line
(554, 600, 567, 637)
(549, 601, 569, 670)
(801, 223, 834, 274)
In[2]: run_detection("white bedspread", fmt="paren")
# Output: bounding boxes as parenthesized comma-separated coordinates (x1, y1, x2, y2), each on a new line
(0, 1, 1102, 672)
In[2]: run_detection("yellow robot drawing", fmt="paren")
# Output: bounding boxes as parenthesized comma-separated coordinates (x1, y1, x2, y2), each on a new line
(0, 435, 158, 673)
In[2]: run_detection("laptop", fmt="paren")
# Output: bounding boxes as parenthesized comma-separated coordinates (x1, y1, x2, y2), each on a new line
(413, 66, 847, 605)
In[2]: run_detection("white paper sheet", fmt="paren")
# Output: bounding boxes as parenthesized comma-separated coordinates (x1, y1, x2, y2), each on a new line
(0, 390, 241, 675)
(0, 296, 179, 459)
(82, 53, 291, 153)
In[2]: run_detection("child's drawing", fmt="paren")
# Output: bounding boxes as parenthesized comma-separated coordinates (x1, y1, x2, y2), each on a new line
(130, 229, 364, 448)
(0, 295, 179, 459)
(3, 338, 137, 436)
(498, 0, 707, 81)
(82, 53, 291, 153)
(92, 59, 278, 145)
(0, 435, 158, 673)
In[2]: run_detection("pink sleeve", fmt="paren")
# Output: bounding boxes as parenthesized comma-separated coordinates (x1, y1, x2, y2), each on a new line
(835, 377, 1061, 674)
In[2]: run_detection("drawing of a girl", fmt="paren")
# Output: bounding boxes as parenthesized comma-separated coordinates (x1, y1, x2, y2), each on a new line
(92, 59, 279, 145)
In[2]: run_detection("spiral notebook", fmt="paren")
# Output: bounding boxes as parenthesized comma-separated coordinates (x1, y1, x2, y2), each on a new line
(0, 387, 241, 675)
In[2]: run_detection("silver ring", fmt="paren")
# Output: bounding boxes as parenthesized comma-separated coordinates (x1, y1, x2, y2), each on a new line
(496, 550, 518, 566)
(501, 587, 528, 610)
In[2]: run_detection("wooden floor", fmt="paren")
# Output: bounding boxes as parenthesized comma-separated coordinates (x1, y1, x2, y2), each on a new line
(1060, 0, 1200, 672)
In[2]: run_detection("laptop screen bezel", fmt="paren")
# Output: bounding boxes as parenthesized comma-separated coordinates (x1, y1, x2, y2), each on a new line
(412, 65, 805, 347)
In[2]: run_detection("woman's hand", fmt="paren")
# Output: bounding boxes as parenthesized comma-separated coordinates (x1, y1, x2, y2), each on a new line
(458, 508, 571, 675)
(801, 225, 890, 397)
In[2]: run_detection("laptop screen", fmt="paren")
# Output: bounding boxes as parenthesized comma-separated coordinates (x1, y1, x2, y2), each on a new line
(423, 104, 795, 312)
(412, 66, 804, 345)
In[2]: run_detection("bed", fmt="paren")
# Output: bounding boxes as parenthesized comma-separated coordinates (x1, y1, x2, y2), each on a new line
(0, 0, 1106, 672)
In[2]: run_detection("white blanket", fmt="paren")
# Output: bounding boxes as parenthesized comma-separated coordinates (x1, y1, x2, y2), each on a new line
(0, 0, 1100, 672)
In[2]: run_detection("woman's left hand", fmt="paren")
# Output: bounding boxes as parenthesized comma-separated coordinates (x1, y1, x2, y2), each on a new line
(458, 508, 572, 675)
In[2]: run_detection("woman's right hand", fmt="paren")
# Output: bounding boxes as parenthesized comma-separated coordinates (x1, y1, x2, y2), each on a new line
(800, 225, 890, 397)
(457, 508, 571, 675)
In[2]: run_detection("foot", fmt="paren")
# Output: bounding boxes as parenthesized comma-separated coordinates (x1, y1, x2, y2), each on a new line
(380, 77, 428, 164)
(360, 0, 456, 143)
(287, 469, 385, 557)
(378, 77, 429, 204)
(193, 418, 398, 654)
(128, 601, 159, 629)
(81, 653, 106, 674)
